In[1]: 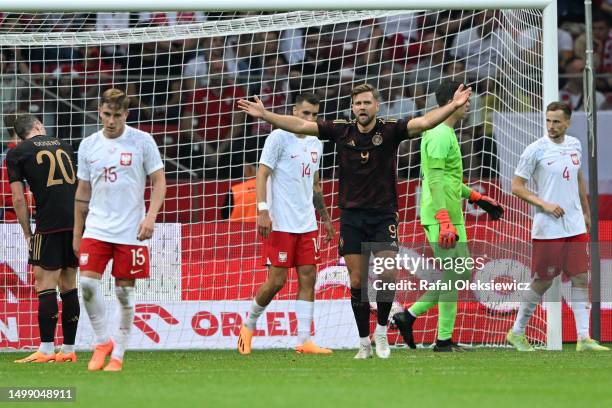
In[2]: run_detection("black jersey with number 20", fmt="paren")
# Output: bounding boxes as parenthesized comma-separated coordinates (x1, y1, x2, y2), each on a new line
(6, 135, 77, 233)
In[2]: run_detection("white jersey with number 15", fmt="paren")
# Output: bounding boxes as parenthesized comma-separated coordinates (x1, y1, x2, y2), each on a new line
(515, 135, 586, 239)
(77, 125, 164, 245)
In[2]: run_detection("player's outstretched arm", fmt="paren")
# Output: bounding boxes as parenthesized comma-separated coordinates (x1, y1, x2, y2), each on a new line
(511, 175, 564, 218)
(9, 181, 32, 244)
(73, 180, 92, 255)
(461, 184, 504, 220)
(137, 169, 166, 241)
(313, 171, 334, 243)
(255, 164, 272, 238)
(237, 96, 319, 136)
(406, 84, 472, 137)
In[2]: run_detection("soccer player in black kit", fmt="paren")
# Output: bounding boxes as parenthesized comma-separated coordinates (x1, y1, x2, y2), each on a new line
(238, 83, 471, 358)
(7, 115, 80, 363)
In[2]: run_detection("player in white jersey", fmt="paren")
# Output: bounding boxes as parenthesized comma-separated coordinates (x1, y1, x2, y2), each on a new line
(74, 89, 167, 371)
(237, 93, 334, 355)
(507, 102, 608, 351)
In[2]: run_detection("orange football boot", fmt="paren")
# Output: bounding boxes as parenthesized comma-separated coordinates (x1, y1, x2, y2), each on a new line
(55, 351, 77, 362)
(295, 340, 333, 355)
(14, 351, 56, 363)
(103, 358, 123, 372)
(88, 340, 114, 371)
(237, 325, 253, 355)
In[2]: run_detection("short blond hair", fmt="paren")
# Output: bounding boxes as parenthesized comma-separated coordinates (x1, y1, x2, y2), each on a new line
(351, 83, 380, 102)
(100, 88, 129, 111)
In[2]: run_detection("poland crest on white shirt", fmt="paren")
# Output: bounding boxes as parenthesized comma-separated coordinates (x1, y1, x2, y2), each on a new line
(77, 125, 164, 245)
(259, 129, 323, 233)
(514, 134, 587, 239)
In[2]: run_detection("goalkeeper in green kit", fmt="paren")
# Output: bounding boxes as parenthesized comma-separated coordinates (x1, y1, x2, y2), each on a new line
(392, 80, 503, 351)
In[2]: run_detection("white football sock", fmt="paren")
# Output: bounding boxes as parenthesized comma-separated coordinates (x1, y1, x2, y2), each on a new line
(80, 276, 109, 344)
(60, 344, 74, 354)
(360, 337, 371, 347)
(375, 323, 387, 335)
(245, 299, 266, 331)
(571, 286, 591, 340)
(296, 300, 314, 345)
(38, 342, 54, 355)
(112, 286, 135, 361)
(512, 289, 541, 335)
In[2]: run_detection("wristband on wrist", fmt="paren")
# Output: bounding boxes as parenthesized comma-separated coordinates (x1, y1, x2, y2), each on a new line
(257, 202, 268, 211)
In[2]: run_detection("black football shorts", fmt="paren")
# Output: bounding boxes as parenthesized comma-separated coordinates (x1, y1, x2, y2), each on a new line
(29, 230, 79, 270)
(338, 209, 399, 256)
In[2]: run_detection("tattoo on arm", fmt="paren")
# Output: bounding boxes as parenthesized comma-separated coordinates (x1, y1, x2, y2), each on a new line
(313, 191, 330, 222)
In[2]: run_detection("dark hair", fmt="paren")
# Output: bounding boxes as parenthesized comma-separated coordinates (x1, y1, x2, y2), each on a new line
(13, 114, 41, 140)
(100, 88, 129, 111)
(546, 101, 572, 119)
(351, 83, 380, 102)
(435, 80, 464, 106)
(295, 92, 320, 106)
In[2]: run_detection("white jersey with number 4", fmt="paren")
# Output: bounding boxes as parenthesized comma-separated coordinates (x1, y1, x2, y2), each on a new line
(77, 125, 164, 245)
(515, 135, 586, 239)
(259, 129, 323, 233)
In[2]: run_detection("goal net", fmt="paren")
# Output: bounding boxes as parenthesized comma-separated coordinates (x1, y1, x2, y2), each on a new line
(0, 9, 552, 350)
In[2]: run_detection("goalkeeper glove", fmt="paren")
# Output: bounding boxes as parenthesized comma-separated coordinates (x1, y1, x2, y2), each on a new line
(469, 190, 504, 220)
(435, 209, 458, 249)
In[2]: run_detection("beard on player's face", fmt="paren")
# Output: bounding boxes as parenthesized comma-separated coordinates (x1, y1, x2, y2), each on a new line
(357, 111, 375, 126)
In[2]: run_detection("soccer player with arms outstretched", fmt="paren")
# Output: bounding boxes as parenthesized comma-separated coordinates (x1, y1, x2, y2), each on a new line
(392, 81, 503, 352)
(506, 102, 608, 351)
(238, 83, 471, 358)
(238, 93, 334, 355)
(8, 115, 80, 363)
(74, 89, 167, 371)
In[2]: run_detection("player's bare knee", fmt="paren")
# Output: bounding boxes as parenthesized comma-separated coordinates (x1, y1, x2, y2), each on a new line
(58, 268, 77, 293)
(531, 278, 552, 295)
(570, 272, 588, 288)
(266, 267, 288, 293)
(34, 267, 60, 292)
(297, 266, 316, 288)
(270, 277, 287, 293)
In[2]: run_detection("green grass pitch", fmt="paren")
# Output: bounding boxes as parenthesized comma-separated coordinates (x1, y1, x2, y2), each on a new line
(1, 346, 611, 408)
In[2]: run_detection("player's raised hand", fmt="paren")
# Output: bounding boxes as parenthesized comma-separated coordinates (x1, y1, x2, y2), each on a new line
(257, 210, 272, 238)
(137, 215, 156, 241)
(323, 220, 335, 243)
(237, 96, 266, 119)
(541, 202, 565, 218)
(452, 84, 472, 107)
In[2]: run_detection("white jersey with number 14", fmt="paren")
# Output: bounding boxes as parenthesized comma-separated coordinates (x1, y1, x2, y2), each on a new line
(259, 129, 323, 233)
(514, 135, 586, 239)
(77, 125, 164, 245)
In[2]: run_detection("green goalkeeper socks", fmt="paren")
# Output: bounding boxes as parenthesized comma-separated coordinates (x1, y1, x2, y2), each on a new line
(437, 290, 458, 340)
(408, 289, 458, 340)
(408, 298, 437, 317)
